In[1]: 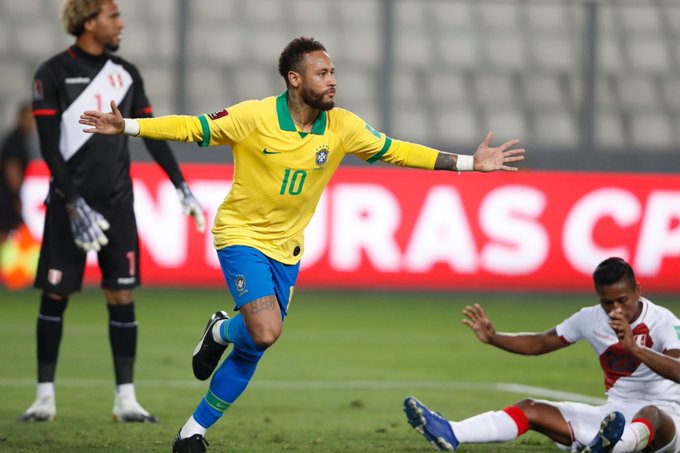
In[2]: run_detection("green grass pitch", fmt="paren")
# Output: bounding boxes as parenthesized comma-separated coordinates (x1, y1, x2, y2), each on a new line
(1, 288, 677, 452)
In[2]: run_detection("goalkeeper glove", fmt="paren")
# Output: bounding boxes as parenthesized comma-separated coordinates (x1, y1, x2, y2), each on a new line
(65, 197, 110, 252)
(176, 181, 205, 233)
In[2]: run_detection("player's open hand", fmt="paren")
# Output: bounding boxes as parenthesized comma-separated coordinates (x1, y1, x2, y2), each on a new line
(462, 303, 497, 344)
(80, 100, 125, 135)
(473, 132, 525, 172)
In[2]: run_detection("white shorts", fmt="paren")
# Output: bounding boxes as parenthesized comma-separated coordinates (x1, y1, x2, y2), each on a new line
(537, 399, 680, 452)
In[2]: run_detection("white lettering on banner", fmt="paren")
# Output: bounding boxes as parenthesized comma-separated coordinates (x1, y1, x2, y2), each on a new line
(133, 180, 186, 267)
(300, 193, 328, 270)
(330, 184, 401, 271)
(635, 191, 680, 276)
(480, 186, 548, 275)
(190, 181, 232, 269)
(19, 165, 680, 290)
(563, 188, 640, 275)
(403, 186, 477, 273)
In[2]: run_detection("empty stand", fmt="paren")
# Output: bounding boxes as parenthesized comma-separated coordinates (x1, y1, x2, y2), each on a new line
(0, 0, 677, 165)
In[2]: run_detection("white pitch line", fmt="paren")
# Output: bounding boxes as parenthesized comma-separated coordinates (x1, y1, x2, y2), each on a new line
(0, 378, 604, 404)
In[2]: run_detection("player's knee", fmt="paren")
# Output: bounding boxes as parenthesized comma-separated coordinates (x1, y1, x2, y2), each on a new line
(45, 291, 68, 301)
(514, 398, 537, 410)
(249, 325, 281, 349)
(513, 398, 541, 422)
(635, 405, 662, 426)
(104, 289, 133, 305)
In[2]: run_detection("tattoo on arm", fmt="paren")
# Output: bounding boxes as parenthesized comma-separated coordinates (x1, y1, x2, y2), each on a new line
(434, 152, 457, 171)
(248, 296, 277, 314)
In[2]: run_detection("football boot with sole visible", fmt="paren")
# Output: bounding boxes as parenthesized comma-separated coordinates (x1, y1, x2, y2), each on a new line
(192, 311, 230, 381)
(580, 411, 625, 453)
(404, 396, 459, 451)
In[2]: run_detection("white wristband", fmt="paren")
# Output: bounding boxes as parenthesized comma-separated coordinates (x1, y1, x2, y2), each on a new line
(456, 154, 474, 172)
(123, 118, 140, 136)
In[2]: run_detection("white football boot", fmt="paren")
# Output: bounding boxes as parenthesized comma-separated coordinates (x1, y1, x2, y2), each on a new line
(18, 395, 57, 422)
(112, 395, 158, 423)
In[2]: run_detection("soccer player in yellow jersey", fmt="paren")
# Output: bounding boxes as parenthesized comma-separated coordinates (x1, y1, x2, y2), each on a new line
(81, 36, 525, 452)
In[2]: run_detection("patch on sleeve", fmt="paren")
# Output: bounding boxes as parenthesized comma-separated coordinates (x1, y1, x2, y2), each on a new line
(674, 326, 680, 339)
(207, 109, 229, 120)
(364, 123, 382, 139)
(33, 79, 44, 101)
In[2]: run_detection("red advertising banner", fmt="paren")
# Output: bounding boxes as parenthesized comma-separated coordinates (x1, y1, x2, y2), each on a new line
(21, 162, 680, 292)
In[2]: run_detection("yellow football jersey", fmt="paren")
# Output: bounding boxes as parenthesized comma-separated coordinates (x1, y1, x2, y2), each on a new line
(136, 92, 439, 264)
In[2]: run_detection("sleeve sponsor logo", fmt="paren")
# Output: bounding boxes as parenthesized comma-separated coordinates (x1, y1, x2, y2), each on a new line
(208, 109, 229, 120)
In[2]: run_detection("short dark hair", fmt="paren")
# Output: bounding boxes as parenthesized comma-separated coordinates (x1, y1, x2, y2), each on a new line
(278, 37, 327, 85)
(593, 257, 637, 290)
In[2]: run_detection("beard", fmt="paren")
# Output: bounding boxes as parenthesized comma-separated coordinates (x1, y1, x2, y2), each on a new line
(105, 42, 120, 52)
(301, 86, 335, 111)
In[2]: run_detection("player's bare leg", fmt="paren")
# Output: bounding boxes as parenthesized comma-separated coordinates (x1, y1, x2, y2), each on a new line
(175, 295, 283, 452)
(514, 398, 573, 446)
(240, 295, 282, 349)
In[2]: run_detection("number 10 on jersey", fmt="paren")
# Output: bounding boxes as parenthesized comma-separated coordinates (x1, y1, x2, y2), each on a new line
(279, 169, 307, 196)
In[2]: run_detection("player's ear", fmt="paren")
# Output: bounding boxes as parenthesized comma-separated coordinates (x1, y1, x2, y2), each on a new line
(288, 71, 301, 88)
(82, 17, 97, 33)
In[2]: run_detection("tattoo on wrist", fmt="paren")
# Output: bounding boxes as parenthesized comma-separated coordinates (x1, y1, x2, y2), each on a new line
(434, 153, 456, 171)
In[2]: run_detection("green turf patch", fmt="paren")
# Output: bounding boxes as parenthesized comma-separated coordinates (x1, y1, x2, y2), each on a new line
(1, 288, 677, 452)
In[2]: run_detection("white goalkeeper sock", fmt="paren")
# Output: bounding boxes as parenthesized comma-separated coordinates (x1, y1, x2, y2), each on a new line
(116, 383, 136, 400)
(36, 382, 55, 399)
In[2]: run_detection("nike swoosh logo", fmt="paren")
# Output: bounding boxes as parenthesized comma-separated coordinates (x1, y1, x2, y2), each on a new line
(262, 148, 281, 155)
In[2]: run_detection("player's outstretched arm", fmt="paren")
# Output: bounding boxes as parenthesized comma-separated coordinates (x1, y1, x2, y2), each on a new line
(80, 100, 125, 135)
(462, 303, 567, 355)
(433, 132, 525, 172)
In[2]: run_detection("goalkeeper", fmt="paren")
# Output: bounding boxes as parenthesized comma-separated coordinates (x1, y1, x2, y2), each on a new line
(20, 0, 205, 424)
(80, 36, 524, 452)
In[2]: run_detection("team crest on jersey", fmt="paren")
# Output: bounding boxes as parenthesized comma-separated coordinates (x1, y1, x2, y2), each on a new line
(208, 109, 229, 120)
(47, 269, 62, 286)
(315, 146, 329, 167)
(634, 334, 648, 347)
(234, 275, 247, 295)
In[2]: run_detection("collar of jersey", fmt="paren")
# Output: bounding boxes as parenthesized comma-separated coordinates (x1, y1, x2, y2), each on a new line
(276, 91, 327, 136)
(70, 44, 109, 62)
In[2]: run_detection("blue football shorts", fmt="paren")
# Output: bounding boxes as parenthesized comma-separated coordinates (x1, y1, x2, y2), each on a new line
(216, 245, 300, 319)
